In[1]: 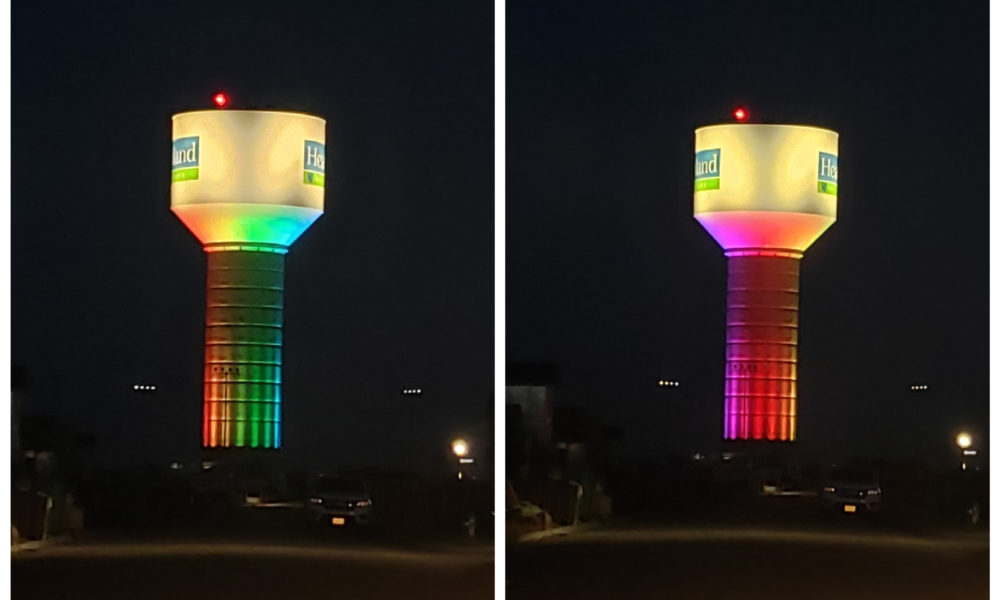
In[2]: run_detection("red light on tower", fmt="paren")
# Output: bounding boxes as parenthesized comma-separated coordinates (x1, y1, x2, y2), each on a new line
(212, 92, 230, 108)
(733, 107, 749, 122)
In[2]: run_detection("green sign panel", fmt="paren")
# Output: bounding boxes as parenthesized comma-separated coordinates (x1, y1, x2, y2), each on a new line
(303, 172, 325, 187)
(172, 167, 199, 182)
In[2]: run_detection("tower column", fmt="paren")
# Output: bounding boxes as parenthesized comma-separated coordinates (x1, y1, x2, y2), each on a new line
(203, 246, 286, 448)
(724, 250, 800, 441)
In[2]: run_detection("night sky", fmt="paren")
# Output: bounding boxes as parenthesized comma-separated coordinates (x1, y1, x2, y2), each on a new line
(13, 1, 494, 472)
(507, 1, 988, 461)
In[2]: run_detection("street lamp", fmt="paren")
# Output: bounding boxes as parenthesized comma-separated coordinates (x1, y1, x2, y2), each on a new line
(451, 438, 473, 480)
(955, 432, 978, 472)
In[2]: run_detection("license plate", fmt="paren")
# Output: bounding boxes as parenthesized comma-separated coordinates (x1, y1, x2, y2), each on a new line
(331, 517, 346, 525)
(843, 505, 857, 513)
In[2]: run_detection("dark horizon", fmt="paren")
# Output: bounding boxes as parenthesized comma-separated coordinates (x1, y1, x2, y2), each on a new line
(507, 0, 988, 462)
(13, 0, 494, 473)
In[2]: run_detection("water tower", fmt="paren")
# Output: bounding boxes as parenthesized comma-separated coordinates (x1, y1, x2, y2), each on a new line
(171, 106, 325, 448)
(694, 122, 838, 442)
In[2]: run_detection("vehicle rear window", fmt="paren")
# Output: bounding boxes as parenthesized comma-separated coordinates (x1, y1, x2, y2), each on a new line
(830, 468, 876, 484)
(315, 478, 366, 494)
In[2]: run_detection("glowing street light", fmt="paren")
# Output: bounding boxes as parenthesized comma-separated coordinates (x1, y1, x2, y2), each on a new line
(451, 438, 469, 458)
(956, 432, 976, 472)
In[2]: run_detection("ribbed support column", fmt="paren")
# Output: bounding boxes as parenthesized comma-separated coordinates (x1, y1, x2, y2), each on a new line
(723, 251, 800, 441)
(203, 248, 286, 448)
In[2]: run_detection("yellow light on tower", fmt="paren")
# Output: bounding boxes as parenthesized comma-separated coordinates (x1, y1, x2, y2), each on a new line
(956, 432, 972, 449)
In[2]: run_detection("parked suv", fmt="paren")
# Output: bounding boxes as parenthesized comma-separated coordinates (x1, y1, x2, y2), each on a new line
(821, 467, 882, 513)
(308, 477, 373, 525)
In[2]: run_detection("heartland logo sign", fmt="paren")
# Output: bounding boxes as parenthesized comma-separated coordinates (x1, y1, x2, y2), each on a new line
(172, 137, 199, 182)
(303, 140, 325, 188)
(694, 149, 720, 192)
(818, 152, 838, 195)
(170, 136, 199, 182)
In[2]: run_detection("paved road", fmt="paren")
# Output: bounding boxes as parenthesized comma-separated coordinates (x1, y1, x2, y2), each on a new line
(13, 537, 493, 600)
(508, 526, 988, 600)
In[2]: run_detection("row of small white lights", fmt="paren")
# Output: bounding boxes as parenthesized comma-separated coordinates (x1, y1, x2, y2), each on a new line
(133, 384, 157, 391)
(910, 384, 929, 391)
(402, 388, 423, 395)
(658, 380, 680, 387)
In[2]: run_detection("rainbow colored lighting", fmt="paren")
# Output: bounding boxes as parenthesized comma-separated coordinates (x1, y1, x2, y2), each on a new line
(172, 204, 322, 248)
(171, 109, 325, 449)
(202, 249, 285, 448)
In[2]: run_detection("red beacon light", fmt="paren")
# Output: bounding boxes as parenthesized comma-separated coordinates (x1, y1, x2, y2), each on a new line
(733, 107, 749, 122)
(212, 92, 230, 108)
